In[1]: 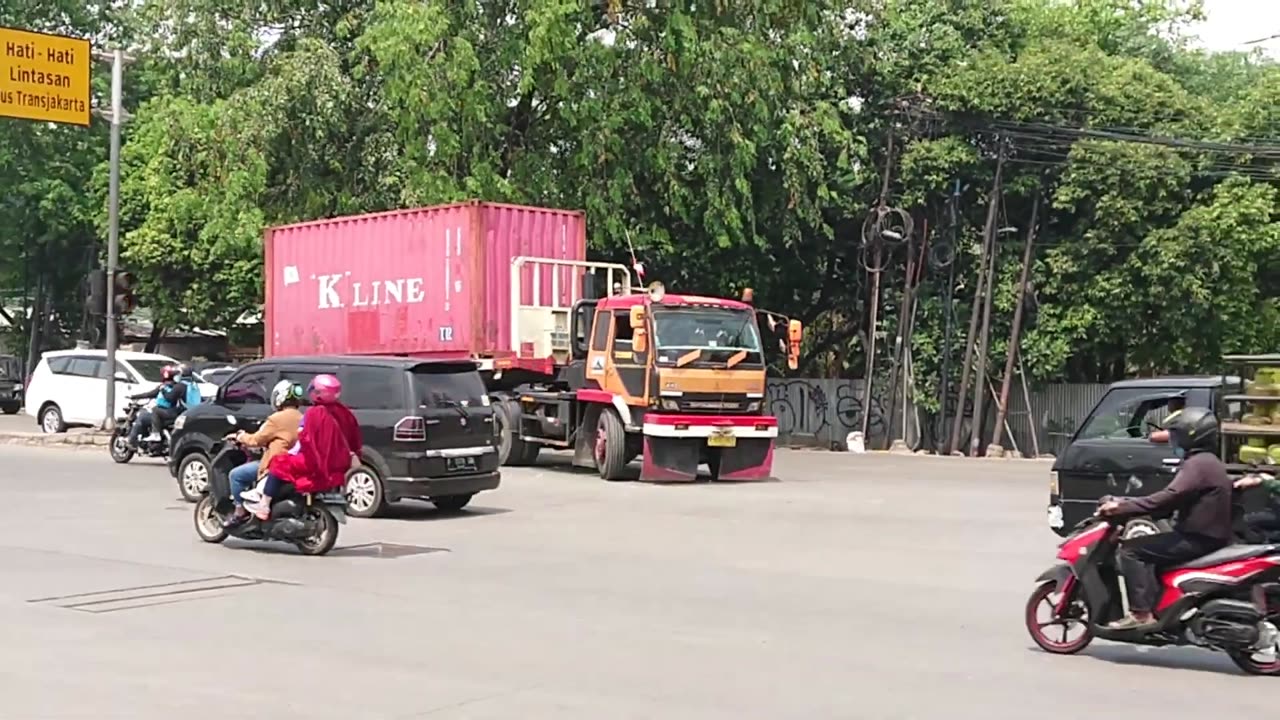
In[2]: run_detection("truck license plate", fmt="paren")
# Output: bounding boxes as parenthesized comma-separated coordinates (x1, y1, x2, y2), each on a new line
(707, 432, 737, 448)
(446, 456, 478, 473)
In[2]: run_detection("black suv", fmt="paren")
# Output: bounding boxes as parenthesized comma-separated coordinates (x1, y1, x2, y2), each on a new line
(0, 355, 21, 414)
(169, 355, 500, 517)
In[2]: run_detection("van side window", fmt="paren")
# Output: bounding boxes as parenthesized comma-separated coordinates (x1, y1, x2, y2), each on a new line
(342, 366, 401, 410)
(222, 368, 273, 405)
(47, 356, 72, 374)
(590, 311, 611, 352)
(67, 357, 104, 379)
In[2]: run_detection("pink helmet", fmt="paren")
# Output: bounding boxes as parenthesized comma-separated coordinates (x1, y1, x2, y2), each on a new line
(307, 373, 341, 404)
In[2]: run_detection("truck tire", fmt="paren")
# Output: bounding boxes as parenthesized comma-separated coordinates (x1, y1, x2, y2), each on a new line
(594, 408, 629, 481)
(496, 399, 540, 466)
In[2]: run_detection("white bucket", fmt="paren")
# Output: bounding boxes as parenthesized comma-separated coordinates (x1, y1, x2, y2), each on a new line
(846, 431, 865, 453)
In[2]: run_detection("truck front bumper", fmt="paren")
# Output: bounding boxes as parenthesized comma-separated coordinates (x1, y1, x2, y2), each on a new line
(638, 414, 778, 482)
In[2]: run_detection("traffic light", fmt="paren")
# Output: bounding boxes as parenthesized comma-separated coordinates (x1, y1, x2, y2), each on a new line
(112, 271, 137, 315)
(87, 270, 106, 316)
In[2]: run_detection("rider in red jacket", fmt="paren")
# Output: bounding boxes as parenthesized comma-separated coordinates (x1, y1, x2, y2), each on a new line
(244, 374, 362, 520)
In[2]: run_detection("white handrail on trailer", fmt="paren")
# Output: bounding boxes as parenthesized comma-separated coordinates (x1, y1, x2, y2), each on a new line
(509, 257, 634, 357)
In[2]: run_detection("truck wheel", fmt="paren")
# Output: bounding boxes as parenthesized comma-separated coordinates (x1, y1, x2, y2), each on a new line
(496, 400, 539, 466)
(594, 408, 629, 481)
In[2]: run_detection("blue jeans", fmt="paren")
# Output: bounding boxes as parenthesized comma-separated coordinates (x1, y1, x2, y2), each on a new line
(228, 461, 260, 506)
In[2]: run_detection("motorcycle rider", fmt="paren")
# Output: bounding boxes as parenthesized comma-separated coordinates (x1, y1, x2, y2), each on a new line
(1234, 471, 1280, 541)
(1099, 406, 1233, 630)
(222, 380, 304, 528)
(243, 373, 362, 521)
(126, 365, 186, 448)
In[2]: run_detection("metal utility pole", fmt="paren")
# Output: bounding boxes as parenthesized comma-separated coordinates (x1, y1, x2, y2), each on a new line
(860, 130, 896, 441)
(936, 183, 959, 449)
(96, 48, 133, 430)
(946, 146, 1004, 455)
(990, 192, 1041, 454)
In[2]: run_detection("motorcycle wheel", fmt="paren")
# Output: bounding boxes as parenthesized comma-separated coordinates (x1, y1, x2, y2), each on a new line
(193, 495, 228, 544)
(1025, 580, 1093, 654)
(1228, 649, 1280, 676)
(295, 507, 338, 556)
(109, 432, 135, 464)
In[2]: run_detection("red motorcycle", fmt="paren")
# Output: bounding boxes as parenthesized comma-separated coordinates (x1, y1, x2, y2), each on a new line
(1026, 503, 1280, 675)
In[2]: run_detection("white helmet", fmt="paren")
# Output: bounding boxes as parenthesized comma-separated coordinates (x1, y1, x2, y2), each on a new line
(270, 379, 302, 409)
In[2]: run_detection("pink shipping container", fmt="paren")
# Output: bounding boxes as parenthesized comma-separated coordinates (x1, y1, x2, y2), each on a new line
(264, 201, 587, 360)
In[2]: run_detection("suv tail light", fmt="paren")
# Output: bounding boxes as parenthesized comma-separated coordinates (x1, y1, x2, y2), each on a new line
(393, 416, 427, 442)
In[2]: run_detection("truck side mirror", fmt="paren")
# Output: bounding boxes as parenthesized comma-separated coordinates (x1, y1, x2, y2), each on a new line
(629, 305, 646, 329)
(633, 328, 648, 353)
(787, 320, 803, 371)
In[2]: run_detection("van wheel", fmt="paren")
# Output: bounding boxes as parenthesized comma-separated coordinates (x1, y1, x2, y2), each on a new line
(496, 399, 539, 466)
(177, 453, 211, 503)
(40, 404, 66, 434)
(431, 494, 473, 512)
(345, 465, 387, 518)
(594, 409, 629, 481)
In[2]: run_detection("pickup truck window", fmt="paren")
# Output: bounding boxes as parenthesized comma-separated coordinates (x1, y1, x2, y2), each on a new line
(1076, 387, 1214, 441)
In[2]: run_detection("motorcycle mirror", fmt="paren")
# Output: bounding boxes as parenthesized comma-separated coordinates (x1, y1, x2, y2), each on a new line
(226, 414, 237, 426)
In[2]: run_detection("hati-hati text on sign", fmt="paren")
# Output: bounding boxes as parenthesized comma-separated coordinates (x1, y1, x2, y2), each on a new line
(0, 26, 91, 126)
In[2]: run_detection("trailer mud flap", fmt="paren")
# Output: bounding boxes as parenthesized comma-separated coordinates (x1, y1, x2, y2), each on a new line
(639, 436, 776, 482)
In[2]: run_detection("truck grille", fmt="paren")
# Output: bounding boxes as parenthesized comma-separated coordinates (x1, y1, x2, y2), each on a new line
(670, 393, 754, 414)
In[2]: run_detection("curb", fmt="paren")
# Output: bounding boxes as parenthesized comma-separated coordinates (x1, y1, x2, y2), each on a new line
(0, 431, 113, 449)
(777, 445, 1055, 463)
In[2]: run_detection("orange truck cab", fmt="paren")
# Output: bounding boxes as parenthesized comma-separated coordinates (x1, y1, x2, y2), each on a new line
(498, 277, 802, 482)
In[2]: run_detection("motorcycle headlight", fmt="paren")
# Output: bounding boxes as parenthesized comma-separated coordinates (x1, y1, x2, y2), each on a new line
(173, 415, 186, 430)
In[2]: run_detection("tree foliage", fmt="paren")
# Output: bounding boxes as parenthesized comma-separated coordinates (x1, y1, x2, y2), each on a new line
(5, 0, 1280, 407)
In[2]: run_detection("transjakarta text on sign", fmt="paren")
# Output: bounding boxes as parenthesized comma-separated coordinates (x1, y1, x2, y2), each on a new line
(0, 26, 91, 126)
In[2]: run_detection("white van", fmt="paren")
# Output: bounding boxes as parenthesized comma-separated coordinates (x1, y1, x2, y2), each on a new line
(24, 350, 217, 433)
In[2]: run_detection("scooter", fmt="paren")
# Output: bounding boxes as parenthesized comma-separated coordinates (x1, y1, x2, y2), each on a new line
(109, 399, 171, 464)
(193, 419, 345, 556)
(1026, 498, 1280, 675)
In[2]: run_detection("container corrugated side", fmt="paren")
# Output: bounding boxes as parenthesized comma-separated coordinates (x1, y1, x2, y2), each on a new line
(477, 203, 586, 355)
(265, 204, 480, 358)
(264, 201, 588, 359)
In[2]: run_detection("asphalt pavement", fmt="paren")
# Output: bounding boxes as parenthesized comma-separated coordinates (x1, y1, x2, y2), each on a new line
(0, 446, 1275, 719)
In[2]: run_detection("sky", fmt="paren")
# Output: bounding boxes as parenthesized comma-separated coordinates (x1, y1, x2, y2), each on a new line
(1192, 0, 1280, 55)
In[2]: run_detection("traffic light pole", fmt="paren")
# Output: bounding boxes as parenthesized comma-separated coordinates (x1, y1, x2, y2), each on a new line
(97, 48, 132, 430)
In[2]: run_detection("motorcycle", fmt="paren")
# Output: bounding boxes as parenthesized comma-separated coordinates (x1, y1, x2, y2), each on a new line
(1026, 497, 1280, 675)
(110, 400, 171, 464)
(192, 420, 345, 556)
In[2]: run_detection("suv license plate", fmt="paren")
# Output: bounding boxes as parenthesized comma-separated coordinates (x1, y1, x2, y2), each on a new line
(446, 456, 478, 473)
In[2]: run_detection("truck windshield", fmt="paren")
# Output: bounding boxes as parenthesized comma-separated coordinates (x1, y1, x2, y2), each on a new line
(652, 307, 763, 364)
(411, 364, 487, 407)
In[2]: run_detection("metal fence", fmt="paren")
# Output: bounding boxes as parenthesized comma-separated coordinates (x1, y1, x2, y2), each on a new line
(767, 378, 1109, 456)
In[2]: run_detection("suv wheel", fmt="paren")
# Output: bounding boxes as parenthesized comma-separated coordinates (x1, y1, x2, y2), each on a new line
(345, 465, 387, 518)
(0, 402, 19, 415)
(40, 404, 66, 434)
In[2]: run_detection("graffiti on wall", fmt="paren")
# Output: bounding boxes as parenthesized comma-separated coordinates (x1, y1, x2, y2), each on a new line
(767, 379, 887, 448)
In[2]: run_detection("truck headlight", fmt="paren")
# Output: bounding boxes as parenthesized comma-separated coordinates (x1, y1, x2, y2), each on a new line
(662, 399, 680, 411)
(747, 401, 760, 413)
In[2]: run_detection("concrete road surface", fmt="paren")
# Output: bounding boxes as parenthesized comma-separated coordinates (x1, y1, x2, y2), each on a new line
(0, 447, 1274, 719)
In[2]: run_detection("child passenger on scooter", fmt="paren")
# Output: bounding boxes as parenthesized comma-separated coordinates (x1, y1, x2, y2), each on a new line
(242, 374, 362, 521)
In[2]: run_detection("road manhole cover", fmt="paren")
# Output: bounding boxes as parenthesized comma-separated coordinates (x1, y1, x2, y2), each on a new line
(332, 542, 448, 559)
(28, 575, 277, 614)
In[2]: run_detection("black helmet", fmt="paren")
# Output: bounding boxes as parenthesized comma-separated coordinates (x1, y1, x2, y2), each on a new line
(1165, 406, 1218, 455)
(177, 363, 193, 379)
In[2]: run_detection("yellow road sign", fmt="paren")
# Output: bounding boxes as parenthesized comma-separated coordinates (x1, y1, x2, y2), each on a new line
(0, 26, 91, 126)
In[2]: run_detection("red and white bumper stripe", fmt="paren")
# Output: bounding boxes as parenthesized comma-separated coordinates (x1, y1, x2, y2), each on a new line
(641, 414, 779, 439)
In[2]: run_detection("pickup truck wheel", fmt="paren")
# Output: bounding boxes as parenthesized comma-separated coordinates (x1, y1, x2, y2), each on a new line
(496, 400, 539, 466)
(0, 402, 19, 415)
(594, 409, 629, 481)
(345, 466, 387, 518)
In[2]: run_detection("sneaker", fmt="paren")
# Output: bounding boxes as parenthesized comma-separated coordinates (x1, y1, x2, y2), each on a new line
(221, 510, 250, 529)
(1107, 615, 1156, 631)
(244, 498, 272, 521)
(240, 489, 264, 503)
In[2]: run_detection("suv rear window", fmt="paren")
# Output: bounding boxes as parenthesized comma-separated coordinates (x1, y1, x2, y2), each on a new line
(411, 364, 486, 408)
